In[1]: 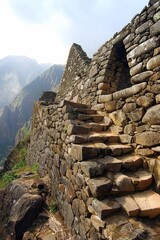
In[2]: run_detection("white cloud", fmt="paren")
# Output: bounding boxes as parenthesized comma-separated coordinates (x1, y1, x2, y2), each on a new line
(0, 0, 149, 64)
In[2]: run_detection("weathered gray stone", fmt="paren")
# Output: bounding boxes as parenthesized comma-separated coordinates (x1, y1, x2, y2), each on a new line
(109, 110, 128, 127)
(92, 199, 120, 219)
(116, 196, 139, 217)
(123, 33, 135, 45)
(88, 177, 112, 198)
(147, 55, 160, 70)
(130, 62, 143, 76)
(8, 194, 43, 240)
(156, 94, 160, 103)
(127, 37, 159, 59)
(136, 148, 154, 156)
(131, 71, 153, 84)
(150, 72, 160, 81)
(115, 173, 135, 192)
(136, 20, 153, 34)
(90, 215, 105, 231)
(136, 96, 154, 108)
(128, 108, 144, 122)
(90, 65, 98, 78)
(80, 161, 105, 178)
(98, 94, 113, 103)
(113, 82, 147, 100)
(98, 82, 110, 90)
(154, 11, 160, 22)
(142, 104, 160, 124)
(135, 131, 160, 147)
(124, 124, 136, 135)
(122, 103, 137, 113)
(150, 20, 160, 36)
(96, 76, 105, 84)
(91, 103, 105, 111)
(148, 84, 160, 94)
(105, 101, 117, 112)
(63, 203, 74, 226)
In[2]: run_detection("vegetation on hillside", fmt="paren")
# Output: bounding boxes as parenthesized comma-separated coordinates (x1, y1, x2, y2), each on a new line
(0, 130, 38, 189)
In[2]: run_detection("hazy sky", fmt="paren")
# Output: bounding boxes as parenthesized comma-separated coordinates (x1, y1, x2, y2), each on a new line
(0, 0, 149, 64)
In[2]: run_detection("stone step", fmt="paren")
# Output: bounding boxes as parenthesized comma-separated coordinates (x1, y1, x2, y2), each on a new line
(108, 144, 133, 157)
(116, 195, 139, 217)
(132, 190, 160, 218)
(70, 132, 119, 144)
(115, 191, 160, 218)
(60, 100, 88, 109)
(70, 143, 133, 161)
(74, 108, 97, 115)
(82, 122, 109, 132)
(117, 155, 143, 170)
(126, 170, 153, 191)
(77, 114, 104, 123)
(114, 170, 153, 193)
(87, 177, 112, 198)
(91, 198, 120, 219)
(80, 155, 143, 178)
(70, 143, 108, 161)
(80, 156, 122, 178)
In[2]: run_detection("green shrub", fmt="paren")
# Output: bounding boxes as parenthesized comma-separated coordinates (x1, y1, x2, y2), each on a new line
(49, 201, 58, 213)
(0, 171, 16, 188)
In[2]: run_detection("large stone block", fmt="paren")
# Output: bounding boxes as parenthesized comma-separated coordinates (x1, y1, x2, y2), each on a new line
(113, 82, 147, 100)
(116, 196, 139, 217)
(88, 177, 112, 198)
(130, 71, 153, 84)
(127, 37, 159, 59)
(142, 104, 160, 124)
(92, 199, 120, 219)
(135, 131, 160, 147)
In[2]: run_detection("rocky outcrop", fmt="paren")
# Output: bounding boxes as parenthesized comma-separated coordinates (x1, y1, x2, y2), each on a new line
(0, 175, 47, 240)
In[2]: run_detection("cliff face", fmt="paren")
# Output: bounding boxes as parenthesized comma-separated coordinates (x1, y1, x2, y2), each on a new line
(0, 64, 64, 162)
(26, 0, 160, 239)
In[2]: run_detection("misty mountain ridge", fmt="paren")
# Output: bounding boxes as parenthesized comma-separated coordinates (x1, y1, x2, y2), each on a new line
(0, 63, 64, 162)
(0, 55, 52, 108)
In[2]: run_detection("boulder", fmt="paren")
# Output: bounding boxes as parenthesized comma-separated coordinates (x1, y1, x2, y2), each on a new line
(142, 104, 160, 124)
(136, 96, 154, 108)
(8, 193, 43, 240)
(135, 131, 160, 147)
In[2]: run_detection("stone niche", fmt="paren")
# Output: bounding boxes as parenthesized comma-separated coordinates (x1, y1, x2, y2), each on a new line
(104, 41, 132, 92)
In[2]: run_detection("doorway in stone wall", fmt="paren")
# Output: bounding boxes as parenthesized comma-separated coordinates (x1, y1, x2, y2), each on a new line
(105, 41, 131, 91)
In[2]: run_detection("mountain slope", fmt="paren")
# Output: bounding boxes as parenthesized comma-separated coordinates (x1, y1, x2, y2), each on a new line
(0, 55, 51, 108)
(0, 64, 64, 161)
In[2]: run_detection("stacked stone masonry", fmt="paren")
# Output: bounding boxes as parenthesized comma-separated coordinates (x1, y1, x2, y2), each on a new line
(27, 0, 160, 239)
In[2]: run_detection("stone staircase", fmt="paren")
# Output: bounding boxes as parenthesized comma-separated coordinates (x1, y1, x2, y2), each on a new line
(64, 100, 160, 220)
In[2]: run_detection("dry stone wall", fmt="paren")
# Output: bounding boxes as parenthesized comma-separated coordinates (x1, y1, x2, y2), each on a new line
(27, 0, 160, 239)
